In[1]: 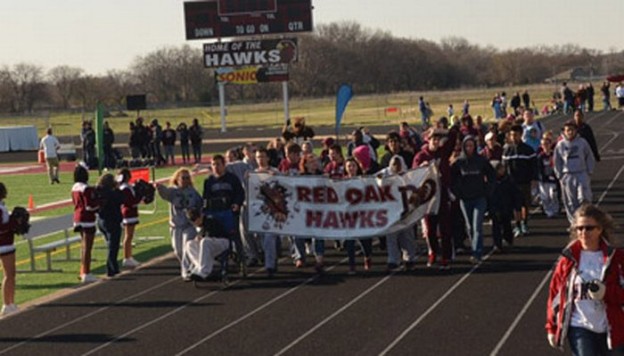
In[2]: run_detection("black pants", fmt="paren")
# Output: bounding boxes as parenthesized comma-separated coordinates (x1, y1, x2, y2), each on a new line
(192, 143, 202, 163)
(180, 143, 190, 163)
(491, 213, 513, 248)
(98, 220, 122, 277)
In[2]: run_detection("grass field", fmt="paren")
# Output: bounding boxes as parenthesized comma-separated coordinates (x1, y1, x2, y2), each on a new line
(0, 83, 563, 137)
(0, 82, 566, 307)
(0, 165, 213, 306)
(2, 166, 191, 210)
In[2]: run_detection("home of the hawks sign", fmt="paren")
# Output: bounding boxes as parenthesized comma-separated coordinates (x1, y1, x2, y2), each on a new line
(204, 38, 297, 68)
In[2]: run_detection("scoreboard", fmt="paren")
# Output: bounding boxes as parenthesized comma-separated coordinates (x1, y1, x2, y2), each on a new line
(184, 0, 313, 40)
(218, 0, 277, 16)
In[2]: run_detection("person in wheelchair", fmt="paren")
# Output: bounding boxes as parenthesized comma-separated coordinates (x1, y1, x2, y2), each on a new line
(185, 208, 230, 281)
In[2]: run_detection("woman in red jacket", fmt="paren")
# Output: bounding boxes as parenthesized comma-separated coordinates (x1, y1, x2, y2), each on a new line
(546, 204, 624, 355)
(118, 168, 143, 268)
(71, 165, 100, 283)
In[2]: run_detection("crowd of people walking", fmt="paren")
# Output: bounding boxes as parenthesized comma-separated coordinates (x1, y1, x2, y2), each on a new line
(2, 90, 622, 355)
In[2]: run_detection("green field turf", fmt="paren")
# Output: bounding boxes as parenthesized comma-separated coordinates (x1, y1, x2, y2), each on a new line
(0, 166, 213, 307)
(2, 165, 204, 210)
(5, 207, 172, 306)
(0, 83, 562, 137)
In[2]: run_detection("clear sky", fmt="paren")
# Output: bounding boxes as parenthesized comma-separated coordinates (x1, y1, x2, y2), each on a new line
(1, 0, 622, 75)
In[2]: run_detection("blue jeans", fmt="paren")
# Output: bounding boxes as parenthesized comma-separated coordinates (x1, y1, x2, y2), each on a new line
(261, 233, 278, 270)
(460, 197, 487, 259)
(192, 143, 202, 163)
(164, 145, 175, 164)
(98, 220, 122, 277)
(345, 239, 372, 267)
(568, 326, 608, 356)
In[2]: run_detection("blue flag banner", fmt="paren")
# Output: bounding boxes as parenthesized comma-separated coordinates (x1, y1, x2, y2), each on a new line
(335, 84, 353, 132)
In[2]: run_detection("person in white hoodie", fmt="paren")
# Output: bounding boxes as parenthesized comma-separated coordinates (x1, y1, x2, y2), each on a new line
(553, 121, 596, 224)
(377, 155, 418, 271)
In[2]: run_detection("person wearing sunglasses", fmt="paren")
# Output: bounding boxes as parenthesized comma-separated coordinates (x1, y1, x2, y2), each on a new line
(546, 204, 624, 355)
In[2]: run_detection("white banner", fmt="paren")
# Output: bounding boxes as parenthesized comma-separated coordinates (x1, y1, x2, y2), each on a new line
(247, 166, 440, 239)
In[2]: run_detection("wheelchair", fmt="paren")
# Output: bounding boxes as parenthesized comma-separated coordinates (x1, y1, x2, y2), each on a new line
(192, 204, 247, 288)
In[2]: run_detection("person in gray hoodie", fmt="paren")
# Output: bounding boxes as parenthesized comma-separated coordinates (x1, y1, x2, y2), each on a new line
(553, 120, 596, 224)
(451, 136, 496, 263)
(155, 168, 203, 279)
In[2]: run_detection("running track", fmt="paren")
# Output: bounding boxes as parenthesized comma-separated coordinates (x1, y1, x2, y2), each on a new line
(0, 110, 623, 356)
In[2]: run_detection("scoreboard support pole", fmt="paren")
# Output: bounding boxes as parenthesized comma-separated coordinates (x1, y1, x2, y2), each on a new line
(282, 81, 290, 124)
(218, 82, 227, 133)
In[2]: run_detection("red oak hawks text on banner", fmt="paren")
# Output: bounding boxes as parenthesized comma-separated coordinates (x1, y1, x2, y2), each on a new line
(247, 166, 440, 239)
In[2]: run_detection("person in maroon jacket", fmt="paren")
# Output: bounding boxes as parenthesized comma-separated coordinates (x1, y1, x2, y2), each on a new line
(71, 164, 100, 283)
(118, 168, 143, 269)
(323, 144, 345, 179)
(412, 125, 459, 269)
(277, 142, 301, 176)
(546, 204, 624, 354)
(0, 183, 20, 316)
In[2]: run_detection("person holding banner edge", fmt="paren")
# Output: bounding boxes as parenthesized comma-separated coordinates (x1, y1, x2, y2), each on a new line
(343, 157, 374, 274)
(412, 124, 459, 270)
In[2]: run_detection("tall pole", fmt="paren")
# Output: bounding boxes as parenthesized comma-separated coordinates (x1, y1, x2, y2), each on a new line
(219, 82, 227, 133)
(282, 81, 289, 123)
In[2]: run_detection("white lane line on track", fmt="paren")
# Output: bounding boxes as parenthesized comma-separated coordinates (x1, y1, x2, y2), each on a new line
(599, 132, 619, 153)
(274, 272, 396, 356)
(596, 164, 624, 206)
(172, 258, 348, 356)
(488, 140, 624, 356)
(489, 270, 553, 356)
(378, 251, 493, 356)
(0, 275, 180, 355)
(81, 256, 288, 356)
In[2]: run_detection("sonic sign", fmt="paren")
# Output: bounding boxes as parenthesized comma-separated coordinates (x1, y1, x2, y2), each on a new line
(215, 66, 289, 84)
(204, 38, 297, 68)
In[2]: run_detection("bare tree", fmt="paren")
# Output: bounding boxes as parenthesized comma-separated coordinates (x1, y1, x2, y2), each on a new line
(102, 70, 138, 111)
(48, 65, 84, 109)
(1, 63, 47, 113)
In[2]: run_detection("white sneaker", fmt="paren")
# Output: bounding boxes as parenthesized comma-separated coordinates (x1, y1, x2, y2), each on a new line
(1, 304, 19, 316)
(80, 274, 98, 283)
(122, 257, 140, 268)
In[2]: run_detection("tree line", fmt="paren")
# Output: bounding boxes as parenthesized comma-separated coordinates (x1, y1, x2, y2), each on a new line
(1, 21, 623, 114)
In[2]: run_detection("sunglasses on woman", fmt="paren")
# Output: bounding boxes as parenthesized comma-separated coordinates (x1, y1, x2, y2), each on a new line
(574, 225, 598, 232)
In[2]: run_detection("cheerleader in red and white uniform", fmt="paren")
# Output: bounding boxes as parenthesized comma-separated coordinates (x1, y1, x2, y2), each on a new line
(71, 164, 100, 283)
(118, 168, 143, 268)
(0, 183, 18, 316)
